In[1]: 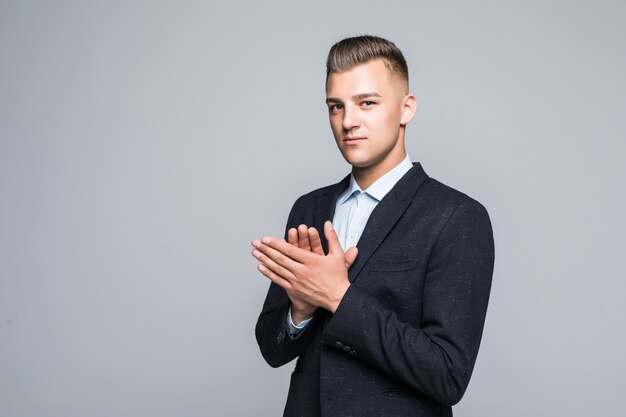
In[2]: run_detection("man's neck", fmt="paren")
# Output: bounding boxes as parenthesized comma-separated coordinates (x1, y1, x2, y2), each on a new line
(352, 151, 408, 191)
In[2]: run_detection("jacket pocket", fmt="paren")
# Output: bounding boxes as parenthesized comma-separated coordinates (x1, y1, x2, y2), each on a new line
(368, 258, 419, 272)
(380, 389, 416, 399)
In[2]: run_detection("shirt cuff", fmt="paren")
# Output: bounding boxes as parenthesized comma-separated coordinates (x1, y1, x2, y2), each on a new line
(286, 306, 313, 335)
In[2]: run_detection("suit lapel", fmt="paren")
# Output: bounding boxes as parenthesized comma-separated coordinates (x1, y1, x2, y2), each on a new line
(347, 163, 429, 282)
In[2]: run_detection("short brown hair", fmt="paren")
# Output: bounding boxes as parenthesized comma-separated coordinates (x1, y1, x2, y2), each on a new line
(326, 35, 409, 84)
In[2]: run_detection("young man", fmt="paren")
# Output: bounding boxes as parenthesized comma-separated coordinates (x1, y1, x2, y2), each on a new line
(252, 36, 494, 417)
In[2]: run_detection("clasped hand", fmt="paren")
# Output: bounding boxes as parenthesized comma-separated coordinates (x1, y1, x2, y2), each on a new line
(252, 221, 358, 319)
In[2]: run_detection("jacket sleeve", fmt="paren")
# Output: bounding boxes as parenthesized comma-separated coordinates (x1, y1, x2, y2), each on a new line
(321, 199, 495, 405)
(255, 197, 319, 368)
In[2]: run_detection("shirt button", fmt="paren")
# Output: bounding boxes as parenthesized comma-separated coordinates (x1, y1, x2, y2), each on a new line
(335, 341, 344, 348)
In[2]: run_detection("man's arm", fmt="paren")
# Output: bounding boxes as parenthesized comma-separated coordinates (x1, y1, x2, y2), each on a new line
(254, 193, 360, 366)
(322, 200, 494, 405)
(254, 199, 319, 367)
(255, 200, 494, 405)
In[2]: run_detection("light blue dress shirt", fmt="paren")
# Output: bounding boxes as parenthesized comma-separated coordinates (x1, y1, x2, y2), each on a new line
(287, 155, 414, 334)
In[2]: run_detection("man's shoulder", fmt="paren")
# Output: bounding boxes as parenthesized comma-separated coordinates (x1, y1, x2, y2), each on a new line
(421, 176, 476, 204)
(398, 161, 487, 213)
(418, 175, 490, 221)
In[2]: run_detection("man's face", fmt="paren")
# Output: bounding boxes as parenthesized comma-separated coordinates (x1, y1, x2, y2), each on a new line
(325, 59, 415, 175)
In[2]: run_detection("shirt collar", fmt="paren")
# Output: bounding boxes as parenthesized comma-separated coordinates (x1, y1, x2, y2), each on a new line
(339, 155, 413, 204)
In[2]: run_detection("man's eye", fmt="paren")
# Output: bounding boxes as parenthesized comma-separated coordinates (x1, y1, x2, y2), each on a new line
(361, 101, 374, 107)
(330, 104, 343, 111)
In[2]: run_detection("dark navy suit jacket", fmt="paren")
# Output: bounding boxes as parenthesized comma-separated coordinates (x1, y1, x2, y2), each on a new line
(256, 163, 494, 417)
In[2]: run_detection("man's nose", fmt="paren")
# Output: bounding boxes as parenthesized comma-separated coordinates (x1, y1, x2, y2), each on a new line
(342, 106, 360, 131)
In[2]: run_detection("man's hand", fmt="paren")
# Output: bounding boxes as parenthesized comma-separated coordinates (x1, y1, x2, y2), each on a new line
(283, 224, 358, 323)
(287, 224, 359, 269)
(288, 224, 324, 255)
(284, 225, 322, 324)
(252, 221, 358, 313)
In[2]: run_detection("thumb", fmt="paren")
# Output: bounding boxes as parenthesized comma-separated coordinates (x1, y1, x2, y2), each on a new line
(324, 220, 344, 256)
(344, 247, 358, 269)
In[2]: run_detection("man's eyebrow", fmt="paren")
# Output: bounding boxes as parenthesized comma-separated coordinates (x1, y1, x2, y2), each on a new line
(325, 92, 382, 104)
(353, 92, 381, 100)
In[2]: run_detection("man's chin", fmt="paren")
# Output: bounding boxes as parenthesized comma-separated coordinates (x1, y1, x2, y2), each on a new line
(338, 150, 367, 166)
(343, 157, 373, 169)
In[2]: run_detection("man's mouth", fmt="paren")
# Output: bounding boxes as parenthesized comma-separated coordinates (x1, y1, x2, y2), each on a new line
(344, 137, 365, 144)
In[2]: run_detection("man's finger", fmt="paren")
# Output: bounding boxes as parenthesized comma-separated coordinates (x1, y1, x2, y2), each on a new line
(297, 224, 311, 251)
(252, 248, 297, 281)
(254, 240, 303, 271)
(344, 246, 359, 269)
(259, 236, 310, 263)
(308, 227, 325, 256)
(257, 263, 293, 290)
(287, 228, 298, 246)
(324, 221, 344, 257)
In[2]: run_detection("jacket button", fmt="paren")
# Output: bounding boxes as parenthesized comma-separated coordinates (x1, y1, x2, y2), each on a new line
(335, 341, 344, 348)
(343, 345, 352, 352)
(351, 349, 357, 355)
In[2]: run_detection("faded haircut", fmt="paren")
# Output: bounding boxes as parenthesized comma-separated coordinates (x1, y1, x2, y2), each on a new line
(326, 35, 409, 84)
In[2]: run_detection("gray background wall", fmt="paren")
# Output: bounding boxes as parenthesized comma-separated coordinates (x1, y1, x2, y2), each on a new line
(1, 1, 625, 416)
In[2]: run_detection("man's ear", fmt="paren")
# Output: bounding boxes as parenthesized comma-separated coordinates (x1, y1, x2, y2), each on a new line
(400, 94, 417, 126)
